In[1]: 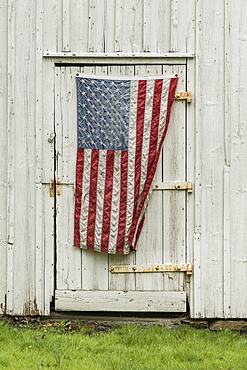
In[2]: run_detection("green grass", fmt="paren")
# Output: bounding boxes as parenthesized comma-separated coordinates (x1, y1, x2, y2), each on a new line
(0, 321, 246, 369)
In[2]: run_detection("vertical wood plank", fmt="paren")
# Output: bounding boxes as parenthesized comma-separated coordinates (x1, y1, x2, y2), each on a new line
(115, 0, 123, 52)
(43, 0, 63, 52)
(192, 0, 203, 318)
(170, 0, 178, 52)
(155, 0, 171, 53)
(0, 0, 8, 314)
(6, 0, 16, 314)
(195, 0, 225, 318)
(56, 186, 82, 290)
(42, 56, 55, 313)
(35, 0, 49, 315)
(14, 0, 38, 315)
(223, 166, 231, 318)
(70, 0, 89, 52)
(88, 0, 105, 52)
(162, 64, 186, 292)
(62, 0, 70, 51)
(192, 234, 202, 318)
(42, 60, 56, 183)
(224, 0, 231, 167)
(143, 0, 151, 52)
(118, 0, 143, 53)
(6, 0, 40, 315)
(174, 0, 196, 53)
(43, 184, 55, 314)
(56, 66, 77, 184)
(35, 184, 45, 313)
(186, 57, 195, 310)
(227, 0, 247, 318)
(104, 0, 116, 52)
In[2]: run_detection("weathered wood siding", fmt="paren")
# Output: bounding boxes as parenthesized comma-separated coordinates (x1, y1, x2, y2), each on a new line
(192, 1, 247, 318)
(0, 0, 246, 317)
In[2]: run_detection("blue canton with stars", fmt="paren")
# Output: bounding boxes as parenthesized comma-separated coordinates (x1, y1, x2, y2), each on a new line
(77, 77, 131, 151)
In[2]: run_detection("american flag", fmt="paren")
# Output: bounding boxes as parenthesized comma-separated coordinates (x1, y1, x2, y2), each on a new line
(74, 74, 178, 254)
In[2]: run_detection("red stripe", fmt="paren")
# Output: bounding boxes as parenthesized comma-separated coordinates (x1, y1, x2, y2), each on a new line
(128, 78, 178, 246)
(86, 149, 99, 249)
(147, 79, 163, 173)
(115, 150, 128, 254)
(74, 148, 84, 247)
(101, 150, 115, 252)
(133, 80, 147, 219)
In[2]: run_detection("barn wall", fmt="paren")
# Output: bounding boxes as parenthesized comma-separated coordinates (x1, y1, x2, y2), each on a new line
(1, 0, 247, 317)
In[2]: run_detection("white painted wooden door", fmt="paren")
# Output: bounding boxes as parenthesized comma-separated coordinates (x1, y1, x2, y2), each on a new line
(54, 63, 189, 312)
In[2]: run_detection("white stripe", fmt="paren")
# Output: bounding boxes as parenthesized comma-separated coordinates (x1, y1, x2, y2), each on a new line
(93, 150, 107, 252)
(157, 78, 170, 149)
(139, 79, 155, 199)
(76, 73, 177, 80)
(79, 149, 92, 249)
(125, 80, 139, 251)
(108, 151, 121, 254)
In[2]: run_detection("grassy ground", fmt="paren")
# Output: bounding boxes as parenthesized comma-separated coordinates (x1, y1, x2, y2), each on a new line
(0, 320, 246, 369)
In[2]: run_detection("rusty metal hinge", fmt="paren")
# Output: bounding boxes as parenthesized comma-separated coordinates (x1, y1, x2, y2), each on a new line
(175, 92, 192, 102)
(153, 181, 192, 193)
(109, 263, 192, 275)
(49, 177, 61, 197)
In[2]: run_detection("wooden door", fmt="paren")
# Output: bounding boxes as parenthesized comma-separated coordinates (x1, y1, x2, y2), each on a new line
(54, 63, 189, 312)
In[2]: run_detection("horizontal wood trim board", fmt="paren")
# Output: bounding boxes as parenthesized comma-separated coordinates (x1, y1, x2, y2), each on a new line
(55, 290, 187, 312)
(44, 52, 195, 58)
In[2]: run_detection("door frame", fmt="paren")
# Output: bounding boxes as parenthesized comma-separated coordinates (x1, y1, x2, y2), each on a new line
(46, 55, 195, 313)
